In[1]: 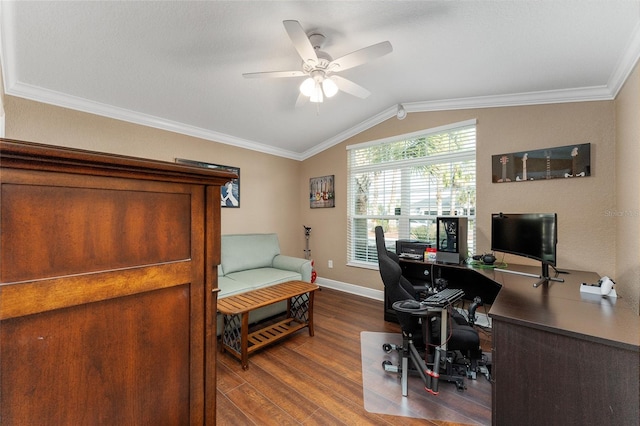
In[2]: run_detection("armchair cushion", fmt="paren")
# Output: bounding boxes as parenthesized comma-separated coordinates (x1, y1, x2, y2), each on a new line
(217, 233, 312, 333)
(221, 233, 281, 275)
(223, 267, 301, 294)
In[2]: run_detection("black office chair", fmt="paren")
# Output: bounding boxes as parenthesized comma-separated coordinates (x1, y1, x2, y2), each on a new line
(375, 226, 424, 338)
(375, 226, 483, 395)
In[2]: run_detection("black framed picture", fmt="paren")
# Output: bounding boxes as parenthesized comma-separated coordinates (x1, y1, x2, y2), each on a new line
(175, 158, 240, 207)
(310, 175, 335, 208)
(491, 143, 591, 183)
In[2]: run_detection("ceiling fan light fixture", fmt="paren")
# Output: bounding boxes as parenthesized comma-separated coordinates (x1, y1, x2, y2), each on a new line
(300, 77, 316, 97)
(322, 77, 338, 98)
(310, 82, 324, 103)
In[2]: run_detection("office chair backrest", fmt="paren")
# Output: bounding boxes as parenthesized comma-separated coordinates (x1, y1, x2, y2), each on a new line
(377, 252, 421, 335)
(378, 254, 412, 300)
(375, 226, 400, 263)
(375, 226, 415, 294)
(374, 226, 388, 260)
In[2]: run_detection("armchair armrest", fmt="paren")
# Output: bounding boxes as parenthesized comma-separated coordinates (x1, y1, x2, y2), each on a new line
(272, 255, 312, 282)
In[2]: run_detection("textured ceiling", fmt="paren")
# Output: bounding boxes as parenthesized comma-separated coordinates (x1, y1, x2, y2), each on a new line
(1, 1, 639, 160)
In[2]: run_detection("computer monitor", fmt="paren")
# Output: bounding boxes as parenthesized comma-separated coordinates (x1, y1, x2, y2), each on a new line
(491, 213, 559, 285)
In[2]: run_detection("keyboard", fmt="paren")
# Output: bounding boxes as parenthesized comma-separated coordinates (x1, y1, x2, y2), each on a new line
(422, 288, 464, 307)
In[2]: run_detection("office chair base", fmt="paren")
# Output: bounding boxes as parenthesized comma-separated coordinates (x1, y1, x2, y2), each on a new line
(382, 335, 469, 396)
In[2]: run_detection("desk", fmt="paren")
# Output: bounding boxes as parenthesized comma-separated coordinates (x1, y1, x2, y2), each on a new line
(396, 260, 640, 425)
(489, 266, 639, 425)
(390, 259, 501, 322)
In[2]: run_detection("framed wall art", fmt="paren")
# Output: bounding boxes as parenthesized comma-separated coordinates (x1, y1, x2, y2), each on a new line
(175, 158, 240, 207)
(492, 143, 591, 183)
(310, 175, 335, 208)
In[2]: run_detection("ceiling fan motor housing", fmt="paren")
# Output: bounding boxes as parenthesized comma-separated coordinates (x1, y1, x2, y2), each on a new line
(307, 33, 326, 50)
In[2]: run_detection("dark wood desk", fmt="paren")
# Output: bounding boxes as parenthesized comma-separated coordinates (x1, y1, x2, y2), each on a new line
(488, 266, 639, 425)
(397, 260, 640, 425)
(392, 259, 501, 322)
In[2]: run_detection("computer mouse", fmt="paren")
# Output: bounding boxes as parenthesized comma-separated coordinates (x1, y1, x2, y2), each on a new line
(399, 299, 421, 309)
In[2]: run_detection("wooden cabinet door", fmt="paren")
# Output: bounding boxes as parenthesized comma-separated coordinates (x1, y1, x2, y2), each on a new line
(0, 168, 211, 425)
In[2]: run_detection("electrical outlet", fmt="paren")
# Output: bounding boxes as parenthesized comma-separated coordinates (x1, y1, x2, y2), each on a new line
(328, 260, 333, 268)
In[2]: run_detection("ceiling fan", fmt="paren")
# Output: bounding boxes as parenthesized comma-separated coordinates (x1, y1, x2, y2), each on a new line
(243, 20, 392, 106)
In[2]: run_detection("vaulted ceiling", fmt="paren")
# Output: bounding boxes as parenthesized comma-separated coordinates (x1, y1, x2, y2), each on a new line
(1, 1, 639, 160)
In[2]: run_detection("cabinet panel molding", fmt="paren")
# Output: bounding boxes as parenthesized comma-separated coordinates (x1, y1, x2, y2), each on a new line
(0, 139, 231, 425)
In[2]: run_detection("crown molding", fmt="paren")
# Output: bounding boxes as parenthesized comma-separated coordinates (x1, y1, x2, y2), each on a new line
(4, 82, 304, 161)
(2, 79, 623, 163)
(406, 85, 615, 113)
(609, 20, 640, 97)
(299, 106, 397, 160)
(4, 55, 637, 163)
(297, 85, 615, 160)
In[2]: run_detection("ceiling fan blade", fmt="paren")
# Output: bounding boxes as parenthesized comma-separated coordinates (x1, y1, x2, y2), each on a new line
(283, 20, 318, 66)
(331, 75, 371, 99)
(243, 70, 306, 79)
(330, 41, 392, 72)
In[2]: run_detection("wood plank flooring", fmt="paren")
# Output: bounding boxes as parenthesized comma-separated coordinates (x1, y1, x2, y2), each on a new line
(216, 288, 492, 425)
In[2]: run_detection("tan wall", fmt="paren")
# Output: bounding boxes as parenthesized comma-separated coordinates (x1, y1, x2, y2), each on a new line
(4, 96, 305, 257)
(5, 92, 636, 306)
(302, 101, 618, 293)
(615, 62, 640, 314)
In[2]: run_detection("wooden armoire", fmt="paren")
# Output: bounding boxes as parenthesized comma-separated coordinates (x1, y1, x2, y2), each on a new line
(0, 139, 232, 425)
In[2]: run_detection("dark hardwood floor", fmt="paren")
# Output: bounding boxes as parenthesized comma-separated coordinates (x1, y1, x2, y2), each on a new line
(216, 288, 492, 425)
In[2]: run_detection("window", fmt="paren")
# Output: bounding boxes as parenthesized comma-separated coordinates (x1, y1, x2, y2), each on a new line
(347, 119, 477, 267)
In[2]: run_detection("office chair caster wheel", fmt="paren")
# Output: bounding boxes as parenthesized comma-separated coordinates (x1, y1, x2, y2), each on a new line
(382, 343, 393, 353)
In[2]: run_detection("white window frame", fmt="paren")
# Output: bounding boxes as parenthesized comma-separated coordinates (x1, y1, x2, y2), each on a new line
(346, 119, 477, 268)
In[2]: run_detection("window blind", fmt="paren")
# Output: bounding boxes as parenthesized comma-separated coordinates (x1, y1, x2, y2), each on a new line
(347, 119, 477, 267)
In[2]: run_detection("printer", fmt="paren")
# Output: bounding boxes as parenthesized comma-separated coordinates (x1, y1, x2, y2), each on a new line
(395, 239, 431, 260)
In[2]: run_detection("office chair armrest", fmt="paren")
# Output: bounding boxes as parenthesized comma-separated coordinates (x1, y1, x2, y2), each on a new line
(412, 285, 430, 300)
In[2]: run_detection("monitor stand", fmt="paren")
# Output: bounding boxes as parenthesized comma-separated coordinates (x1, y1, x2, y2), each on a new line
(533, 276, 565, 288)
(534, 263, 565, 287)
(499, 263, 564, 288)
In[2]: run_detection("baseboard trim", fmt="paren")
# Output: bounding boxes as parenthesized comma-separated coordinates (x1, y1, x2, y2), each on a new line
(315, 277, 384, 301)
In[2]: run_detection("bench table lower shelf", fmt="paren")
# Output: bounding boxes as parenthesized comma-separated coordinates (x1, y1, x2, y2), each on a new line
(217, 280, 319, 369)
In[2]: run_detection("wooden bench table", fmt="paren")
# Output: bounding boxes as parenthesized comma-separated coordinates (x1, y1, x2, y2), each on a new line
(217, 280, 319, 369)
